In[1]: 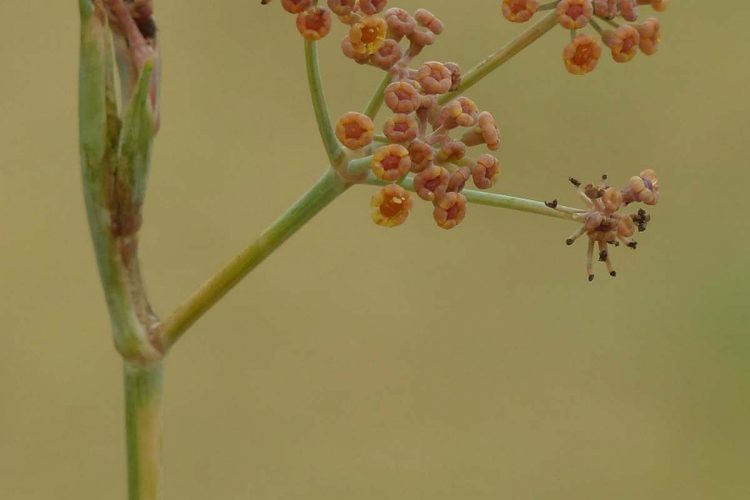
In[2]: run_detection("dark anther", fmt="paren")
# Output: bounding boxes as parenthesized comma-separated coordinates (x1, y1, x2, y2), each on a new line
(565, 238, 575, 246)
(627, 241, 638, 249)
(569, 177, 581, 187)
(588, 274, 595, 282)
(601, 174, 608, 181)
(610, 271, 617, 277)
(598, 250, 608, 262)
(545, 199, 559, 209)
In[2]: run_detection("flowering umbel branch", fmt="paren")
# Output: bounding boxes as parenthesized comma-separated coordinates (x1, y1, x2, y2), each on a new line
(80, 1, 668, 497)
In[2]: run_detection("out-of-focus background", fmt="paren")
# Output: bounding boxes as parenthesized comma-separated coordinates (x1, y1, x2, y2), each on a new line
(2, 1, 749, 498)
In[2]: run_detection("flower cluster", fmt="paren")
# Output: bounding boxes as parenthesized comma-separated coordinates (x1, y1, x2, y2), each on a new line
(546, 169, 659, 280)
(501, 0, 666, 75)
(336, 64, 503, 229)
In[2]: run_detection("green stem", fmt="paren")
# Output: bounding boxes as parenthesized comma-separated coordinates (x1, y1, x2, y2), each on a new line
(158, 169, 348, 349)
(364, 173, 582, 221)
(363, 73, 392, 119)
(304, 40, 343, 166)
(439, 11, 559, 104)
(124, 361, 164, 500)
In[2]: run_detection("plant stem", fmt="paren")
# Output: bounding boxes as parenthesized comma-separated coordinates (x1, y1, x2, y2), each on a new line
(363, 73, 392, 119)
(439, 11, 559, 104)
(364, 173, 582, 221)
(124, 361, 164, 500)
(304, 40, 343, 166)
(158, 169, 348, 349)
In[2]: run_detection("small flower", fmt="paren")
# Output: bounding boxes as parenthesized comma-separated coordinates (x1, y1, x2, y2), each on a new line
(636, 17, 660, 55)
(462, 112, 501, 150)
(336, 112, 374, 150)
(407, 140, 435, 173)
(618, 0, 639, 21)
(444, 62, 462, 91)
(372, 144, 412, 181)
(414, 165, 450, 201)
(296, 7, 332, 40)
(563, 34, 602, 75)
(447, 167, 472, 193)
(594, 0, 618, 18)
(384, 8, 417, 39)
(372, 39, 403, 70)
(384, 114, 419, 144)
(433, 192, 468, 229)
(436, 141, 467, 163)
(556, 0, 594, 29)
(359, 0, 388, 16)
(603, 25, 640, 63)
(416, 61, 453, 95)
(327, 0, 356, 17)
(622, 169, 659, 205)
(415, 9, 444, 35)
(371, 184, 413, 227)
(502, 0, 539, 23)
(384, 82, 421, 114)
(282, 0, 314, 14)
(348, 16, 387, 55)
(471, 154, 501, 189)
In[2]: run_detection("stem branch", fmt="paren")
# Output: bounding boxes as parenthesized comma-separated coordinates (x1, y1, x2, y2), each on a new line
(364, 173, 581, 221)
(305, 40, 343, 166)
(158, 169, 348, 349)
(439, 11, 558, 104)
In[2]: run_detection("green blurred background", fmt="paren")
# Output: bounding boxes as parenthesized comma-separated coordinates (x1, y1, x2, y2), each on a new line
(2, 1, 749, 498)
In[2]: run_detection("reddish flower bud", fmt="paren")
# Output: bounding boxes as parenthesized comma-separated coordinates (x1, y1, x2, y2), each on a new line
(384, 82, 421, 114)
(447, 167, 472, 193)
(436, 141, 467, 163)
(415, 9, 444, 35)
(433, 192, 468, 229)
(603, 25, 640, 63)
(618, 0, 639, 21)
(372, 144, 412, 181)
(296, 7, 332, 40)
(416, 61, 453, 95)
(336, 112, 375, 150)
(444, 62, 462, 91)
(384, 7, 417, 39)
(636, 17, 660, 55)
(563, 34, 602, 75)
(372, 39, 403, 70)
(282, 0, 313, 14)
(371, 184, 413, 227)
(502, 0, 539, 23)
(556, 0, 594, 29)
(414, 165, 450, 201)
(594, 0, 618, 18)
(408, 140, 435, 173)
(472, 154, 501, 189)
(327, 0, 356, 16)
(359, 0, 388, 15)
(383, 114, 419, 144)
